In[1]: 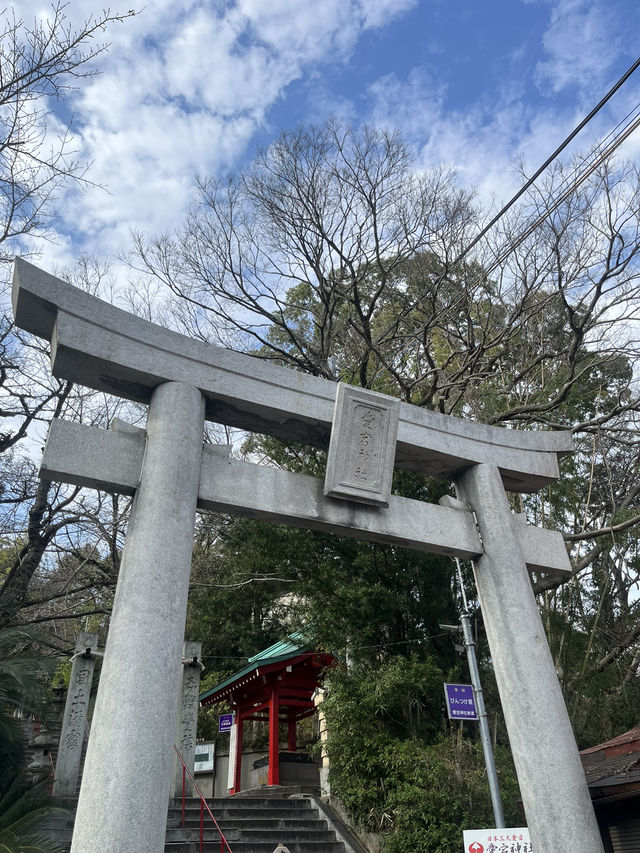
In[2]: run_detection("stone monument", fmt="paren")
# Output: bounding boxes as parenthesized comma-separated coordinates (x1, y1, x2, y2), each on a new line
(52, 632, 98, 798)
(171, 640, 204, 797)
(12, 258, 604, 853)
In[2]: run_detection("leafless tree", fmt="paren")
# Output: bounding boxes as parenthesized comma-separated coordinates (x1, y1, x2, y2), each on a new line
(130, 120, 478, 386)
(0, 4, 138, 632)
(131, 121, 640, 721)
(0, 2, 136, 262)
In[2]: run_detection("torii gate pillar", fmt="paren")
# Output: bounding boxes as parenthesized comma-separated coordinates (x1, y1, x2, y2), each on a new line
(70, 381, 204, 853)
(456, 463, 602, 850)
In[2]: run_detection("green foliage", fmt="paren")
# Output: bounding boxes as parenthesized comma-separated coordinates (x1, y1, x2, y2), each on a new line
(0, 612, 65, 853)
(0, 623, 56, 792)
(187, 515, 300, 663)
(0, 774, 68, 853)
(321, 660, 521, 852)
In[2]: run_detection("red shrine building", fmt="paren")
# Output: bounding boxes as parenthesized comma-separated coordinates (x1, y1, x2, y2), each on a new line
(199, 635, 335, 793)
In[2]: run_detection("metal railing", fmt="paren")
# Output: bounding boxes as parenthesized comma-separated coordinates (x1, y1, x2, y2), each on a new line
(173, 745, 233, 853)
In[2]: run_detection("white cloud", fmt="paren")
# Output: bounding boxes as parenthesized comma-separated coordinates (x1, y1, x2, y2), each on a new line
(358, 0, 417, 29)
(10, 0, 420, 270)
(534, 0, 623, 95)
(363, 0, 639, 216)
(364, 67, 532, 205)
(367, 68, 446, 142)
(10, 0, 639, 281)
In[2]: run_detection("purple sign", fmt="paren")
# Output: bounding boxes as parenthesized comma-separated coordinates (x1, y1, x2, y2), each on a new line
(218, 713, 234, 733)
(444, 683, 478, 720)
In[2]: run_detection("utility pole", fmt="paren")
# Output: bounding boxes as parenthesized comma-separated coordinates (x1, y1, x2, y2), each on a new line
(446, 559, 505, 828)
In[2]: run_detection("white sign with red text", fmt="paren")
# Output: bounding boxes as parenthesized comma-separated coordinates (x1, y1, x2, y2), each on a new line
(463, 827, 532, 853)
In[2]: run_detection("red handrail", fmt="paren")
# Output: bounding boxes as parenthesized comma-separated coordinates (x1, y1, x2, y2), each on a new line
(174, 745, 233, 853)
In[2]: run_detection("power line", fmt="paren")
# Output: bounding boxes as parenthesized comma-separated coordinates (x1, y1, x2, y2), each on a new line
(382, 94, 640, 373)
(455, 54, 640, 267)
(200, 635, 445, 665)
(481, 109, 640, 278)
(376, 55, 640, 352)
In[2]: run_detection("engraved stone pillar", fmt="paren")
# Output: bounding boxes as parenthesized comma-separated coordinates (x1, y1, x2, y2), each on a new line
(70, 382, 205, 853)
(455, 463, 604, 853)
(52, 632, 98, 798)
(171, 640, 203, 798)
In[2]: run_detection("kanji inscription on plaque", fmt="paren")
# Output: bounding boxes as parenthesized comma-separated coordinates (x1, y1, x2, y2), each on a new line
(324, 384, 400, 507)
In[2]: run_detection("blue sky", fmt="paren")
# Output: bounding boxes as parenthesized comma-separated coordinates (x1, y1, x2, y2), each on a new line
(14, 0, 640, 273)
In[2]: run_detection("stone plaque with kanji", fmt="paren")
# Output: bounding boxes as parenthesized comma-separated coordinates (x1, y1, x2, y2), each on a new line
(324, 384, 400, 507)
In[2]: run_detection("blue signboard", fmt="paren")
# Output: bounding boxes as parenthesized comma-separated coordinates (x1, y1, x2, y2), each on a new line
(218, 713, 234, 733)
(444, 683, 478, 720)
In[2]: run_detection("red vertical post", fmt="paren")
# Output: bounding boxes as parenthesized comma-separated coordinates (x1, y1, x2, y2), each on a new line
(287, 714, 297, 753)
(199, 799, 203, 853)
(232, 714, 243, 794)
(268, 687, 280, 785)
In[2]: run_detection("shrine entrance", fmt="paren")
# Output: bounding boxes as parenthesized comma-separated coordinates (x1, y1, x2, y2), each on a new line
(200, 634, 335, 793)
(11, 258, 606, 853)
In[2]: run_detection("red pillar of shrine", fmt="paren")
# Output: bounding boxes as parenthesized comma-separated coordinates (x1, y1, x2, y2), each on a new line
(268, 688, 279, 785)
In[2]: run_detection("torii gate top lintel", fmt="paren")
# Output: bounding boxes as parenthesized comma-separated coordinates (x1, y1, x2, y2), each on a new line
(12, 258, 572, 493)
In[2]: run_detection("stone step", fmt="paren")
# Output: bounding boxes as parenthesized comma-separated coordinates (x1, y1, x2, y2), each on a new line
(169, 817, 328, 832)
(41, 824, 342, 851)
(33, 818, 73, 848)
(170, 797, 314, 811)
(227, 785, 319, 799)
(41, 795, 356, 853)
(166, 827, 337, 843)
(40, 830, 344, 853)
(170, 807, 317, 822)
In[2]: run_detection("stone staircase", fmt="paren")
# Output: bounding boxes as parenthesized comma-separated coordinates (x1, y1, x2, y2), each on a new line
(40, 790, 367, 853)
(166, 793, 353, 852)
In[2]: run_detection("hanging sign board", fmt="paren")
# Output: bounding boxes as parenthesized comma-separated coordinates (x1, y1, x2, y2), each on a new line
(219, 713, 234, 733)
(444, 683, 478, 720)
(463, 827, 532, 852)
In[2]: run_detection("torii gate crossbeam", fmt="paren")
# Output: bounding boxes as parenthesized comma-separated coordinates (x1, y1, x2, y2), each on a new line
(11, 259, 604, 853)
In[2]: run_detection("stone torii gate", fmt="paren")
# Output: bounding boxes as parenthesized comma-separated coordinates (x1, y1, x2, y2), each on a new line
(12, 258, 604, 853)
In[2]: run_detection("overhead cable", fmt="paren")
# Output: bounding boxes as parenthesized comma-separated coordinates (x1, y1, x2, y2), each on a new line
(384, 101, 640, 368)
(377, 55, 640, 350)
(454, 54, 640, 267)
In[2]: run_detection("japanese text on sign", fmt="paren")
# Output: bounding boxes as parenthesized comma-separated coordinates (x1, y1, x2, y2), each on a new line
(444, 683, 478, 720)
(463, 827, 532, 853)
(219, 713, 234, 733)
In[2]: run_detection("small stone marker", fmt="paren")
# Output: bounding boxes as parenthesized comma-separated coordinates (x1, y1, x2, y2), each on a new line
(172, 641, 203, 797)
(324, 383, 400, 507)
(53, 633, 98, 798)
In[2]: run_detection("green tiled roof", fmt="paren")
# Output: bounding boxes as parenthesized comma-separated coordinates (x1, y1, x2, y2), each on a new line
(199, 632, 310, 704)
(247, 631, 307, 663)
